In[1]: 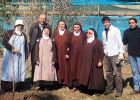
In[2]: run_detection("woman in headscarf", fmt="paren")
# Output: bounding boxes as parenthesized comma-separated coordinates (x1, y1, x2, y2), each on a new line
(52, 20, 71, 86)
(33, 26, 57, 90)
(69, 23, 86, 91)
(1, 19, 28, 92)
(77, 28, 105, 93)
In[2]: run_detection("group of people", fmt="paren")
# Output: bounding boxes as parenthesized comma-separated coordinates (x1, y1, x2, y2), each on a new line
(1, 14, 140, 97)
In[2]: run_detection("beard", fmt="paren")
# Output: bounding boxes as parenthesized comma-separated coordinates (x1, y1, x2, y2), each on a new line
(15, 27, 23, 35)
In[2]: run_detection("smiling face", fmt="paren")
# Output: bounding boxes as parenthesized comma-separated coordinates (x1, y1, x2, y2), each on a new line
(129, 19, 137, 29)
(87, 30, 94, 38)
(15, 24, 24, 32)
(103, 20, 111, 29)
(39, 14, 46, 25)
(43, 28, 49, 37)
(73, 25, 81, 33)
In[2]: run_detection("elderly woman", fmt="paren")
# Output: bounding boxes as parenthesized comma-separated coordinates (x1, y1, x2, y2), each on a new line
(69, 23, 86, 91)
(1, 19, 28, 92)
(77, 28, 105, 93)
(52, 20, 71, 86)
(33, 26, 57, 90)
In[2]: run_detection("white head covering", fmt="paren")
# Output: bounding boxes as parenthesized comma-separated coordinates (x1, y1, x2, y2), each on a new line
(87, 31, 95, 43)
(42, 29, 50, 40)
(15, 19, 24, 26)
(14, 19, 24, 35)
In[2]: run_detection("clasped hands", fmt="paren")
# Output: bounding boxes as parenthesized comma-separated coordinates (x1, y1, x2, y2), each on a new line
(12, 47, 20, 54)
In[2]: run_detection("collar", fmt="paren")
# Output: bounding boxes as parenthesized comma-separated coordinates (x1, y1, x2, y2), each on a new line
(130, 26, 138, 31)
(39, 23, 43, 28)
(73, 31, 81, 36)
(42, 34, 50, 40)
(87, 34, 95, 43)
(105, 24, 111, 31)
(14, 32, 23, 36)
(58, 28, 65, 35)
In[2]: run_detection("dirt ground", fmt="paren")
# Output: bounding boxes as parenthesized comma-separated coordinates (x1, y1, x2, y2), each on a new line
(0, 56, 140, 100)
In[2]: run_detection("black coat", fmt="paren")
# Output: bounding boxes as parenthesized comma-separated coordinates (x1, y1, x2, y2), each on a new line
(29, 22, 51, 51)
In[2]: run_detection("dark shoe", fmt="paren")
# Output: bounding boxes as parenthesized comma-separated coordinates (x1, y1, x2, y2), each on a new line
(104, 90, 113, 95)
(115, 92, 122, 97)
(0, 89, 4, 94)
(130, 90, 140, 95)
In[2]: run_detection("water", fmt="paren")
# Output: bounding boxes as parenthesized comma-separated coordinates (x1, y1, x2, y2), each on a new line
(71, 0, 140, 5)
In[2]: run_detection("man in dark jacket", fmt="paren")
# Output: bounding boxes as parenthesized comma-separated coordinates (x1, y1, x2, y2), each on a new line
(29, 14, 51, 85)
(123, 18, 140, 95)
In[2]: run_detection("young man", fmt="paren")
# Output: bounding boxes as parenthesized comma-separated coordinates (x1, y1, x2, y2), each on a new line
(102, 16, 124, 97)
(123, 18, 140, 95)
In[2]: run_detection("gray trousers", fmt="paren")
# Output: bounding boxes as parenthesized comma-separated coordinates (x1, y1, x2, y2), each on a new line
(105, 55, 123, 92)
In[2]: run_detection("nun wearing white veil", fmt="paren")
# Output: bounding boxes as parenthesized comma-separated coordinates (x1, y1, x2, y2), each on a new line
(77, 28, 105, 92)
(33, 26, 57, 90)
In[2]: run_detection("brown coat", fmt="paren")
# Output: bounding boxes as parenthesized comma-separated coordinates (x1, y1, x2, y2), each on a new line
(52, 28, 71, 85)
(69, 32, 86, 86)
(78, 39, 105, 90)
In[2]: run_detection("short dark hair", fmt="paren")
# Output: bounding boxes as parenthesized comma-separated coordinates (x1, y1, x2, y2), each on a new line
(129, 18, 137, 23)
(102, 16, 110, 23)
